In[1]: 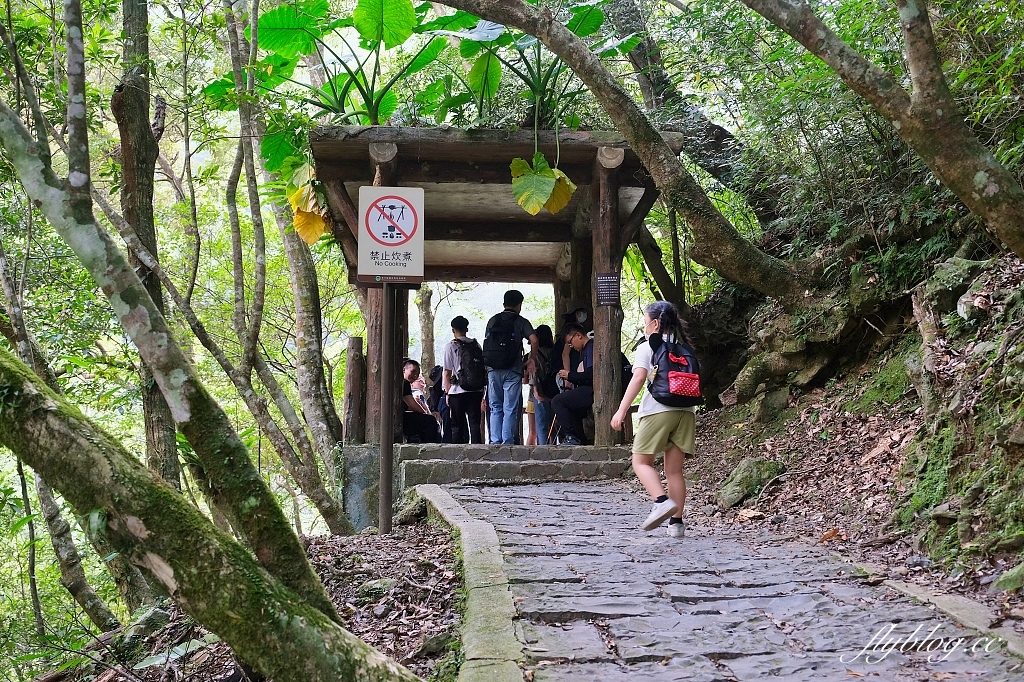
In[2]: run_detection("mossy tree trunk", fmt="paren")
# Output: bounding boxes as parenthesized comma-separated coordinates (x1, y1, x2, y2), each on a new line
(0, 3, 335, 618)
(0, 348, 418, 682)
(739, 0, 1024, 259)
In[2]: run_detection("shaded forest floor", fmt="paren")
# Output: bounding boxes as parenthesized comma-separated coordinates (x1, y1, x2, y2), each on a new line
(62, 521, 462, 682)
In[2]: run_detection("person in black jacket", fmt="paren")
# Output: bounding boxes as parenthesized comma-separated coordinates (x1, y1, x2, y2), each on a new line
(551, 323, 594, 445)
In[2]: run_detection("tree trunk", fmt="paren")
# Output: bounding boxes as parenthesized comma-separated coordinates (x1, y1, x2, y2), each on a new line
(415, 284, 435, 372)
(343, 337, 366, 444)
(738, 0, 1024, 259)
(0, 348, 418, 682)
(434, 0, 806, 302)
(0, 238, 125, 631)
(36, 476, 122, 632)
(17, 459, 46, 638)
(0, 7, 335, 617)
(605, 0, 782, 224)
(111, 0, 179, 491)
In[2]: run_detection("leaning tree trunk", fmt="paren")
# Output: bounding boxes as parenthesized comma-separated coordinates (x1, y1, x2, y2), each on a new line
(0, 348, 418, 682)
(0, 8, 335, 618)
(111, 0, 179, 490)
(415, 284, 435, 373)
(738, 0, 1024, 259)
(0, 301, 155, 616)
(434, 0, 806, 303)
(35, 476, 122, 632)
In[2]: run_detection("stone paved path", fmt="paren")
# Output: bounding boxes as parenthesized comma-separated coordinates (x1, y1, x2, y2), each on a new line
(449, 481, 1024, 682)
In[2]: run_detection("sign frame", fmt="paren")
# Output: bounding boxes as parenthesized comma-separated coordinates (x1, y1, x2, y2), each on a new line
(357, 186, 425, 284)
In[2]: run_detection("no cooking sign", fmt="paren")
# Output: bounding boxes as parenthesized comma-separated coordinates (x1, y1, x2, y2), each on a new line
(357, 186, 424, 284)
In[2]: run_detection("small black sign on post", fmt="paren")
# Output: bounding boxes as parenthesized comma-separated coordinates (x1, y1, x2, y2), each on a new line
(596, 272, 620, 307)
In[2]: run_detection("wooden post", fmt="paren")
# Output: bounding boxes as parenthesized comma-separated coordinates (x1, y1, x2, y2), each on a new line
(343, 336, 365, 444)
(379, 284, 395, 534)
(363, 143, 399, 444)
(593, 147, 624, 446)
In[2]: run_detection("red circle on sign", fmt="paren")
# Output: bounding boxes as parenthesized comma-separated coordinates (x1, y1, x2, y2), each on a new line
(364, 195, 419, 247)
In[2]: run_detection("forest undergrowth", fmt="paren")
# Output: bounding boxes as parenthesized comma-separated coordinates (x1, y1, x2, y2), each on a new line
(49, 521, 463, 682)
(686, 253, 1024, 632)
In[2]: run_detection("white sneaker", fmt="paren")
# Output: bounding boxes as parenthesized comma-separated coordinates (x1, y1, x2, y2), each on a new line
(642, 499, 679, 531)
(666, 521, 685, 538)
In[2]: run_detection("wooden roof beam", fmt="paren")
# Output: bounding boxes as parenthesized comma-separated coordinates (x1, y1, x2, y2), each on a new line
(424, 221, 571, 242)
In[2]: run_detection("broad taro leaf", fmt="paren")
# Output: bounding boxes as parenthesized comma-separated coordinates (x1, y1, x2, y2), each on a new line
(375, 89, 400, 122)
(353, 0, 418, 49)
(511, 152, 557, 216)
(417, 9, 478, 33)
(544, 168, 577, 215)
(405, 37, 447, 76)
(467, 52, 502, 98)
(255, 0, 329, 57)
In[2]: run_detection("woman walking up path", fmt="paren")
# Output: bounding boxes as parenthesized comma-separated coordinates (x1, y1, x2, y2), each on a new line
(612, 301, 698, 537)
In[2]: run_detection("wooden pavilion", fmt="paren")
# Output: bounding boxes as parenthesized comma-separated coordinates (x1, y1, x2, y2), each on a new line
(310, 126, 683, 447)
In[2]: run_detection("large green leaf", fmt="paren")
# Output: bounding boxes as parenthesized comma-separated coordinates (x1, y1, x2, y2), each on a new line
(405, 37, 447, 76)
(511, 152, 557, 216)
(467, 52, 501, 98)
(567, 6, 604, 38)
(255, 0, 329, 57)
(353, 0, 418, 49)
(261, 129, 300, 174)
(375, 89, 400, 122)
(417, 9, 479, 33)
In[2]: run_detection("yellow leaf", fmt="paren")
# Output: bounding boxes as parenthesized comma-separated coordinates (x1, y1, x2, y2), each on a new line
(293, 210, 326, 245)
(543, 168, 577, 215)
(289, 184, 318, 213)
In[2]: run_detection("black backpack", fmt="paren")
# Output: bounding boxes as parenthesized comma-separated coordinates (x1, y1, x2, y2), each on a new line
(453, 339, 486, 392)
(482, 311, 521, 370)
(647, 336, 703, 407)
(427, 365, 445, 412)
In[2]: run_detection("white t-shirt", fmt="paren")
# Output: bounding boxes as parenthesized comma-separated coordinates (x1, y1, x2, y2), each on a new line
(442, 336, 476, 395)
(632, 336, 698, 418)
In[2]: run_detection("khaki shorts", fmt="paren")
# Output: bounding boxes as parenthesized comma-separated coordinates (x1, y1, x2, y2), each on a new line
(632, 410, 695, 456)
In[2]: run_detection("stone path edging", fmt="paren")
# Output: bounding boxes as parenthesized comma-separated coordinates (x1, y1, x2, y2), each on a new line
(414, 484, 523, 682)
(856, 561, 1024, 658)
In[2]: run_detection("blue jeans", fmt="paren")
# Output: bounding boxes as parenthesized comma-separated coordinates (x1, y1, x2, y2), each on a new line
(534, 395, 553, 445)
(487, 368, 522, 444)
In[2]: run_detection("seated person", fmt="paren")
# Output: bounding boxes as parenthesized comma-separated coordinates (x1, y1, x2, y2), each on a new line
(402, 359, 441, 443)
(551, 323, 594, 446)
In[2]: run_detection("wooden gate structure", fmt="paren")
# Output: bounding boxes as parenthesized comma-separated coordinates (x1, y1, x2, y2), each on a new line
(311, 126, 684, 447)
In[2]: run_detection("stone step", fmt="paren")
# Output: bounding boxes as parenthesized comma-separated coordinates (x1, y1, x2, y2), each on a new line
(399, 457, 631, 489)
(397, 444, 631, 463)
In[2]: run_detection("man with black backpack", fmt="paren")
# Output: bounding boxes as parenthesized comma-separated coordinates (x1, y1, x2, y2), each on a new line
(483, 290, 539, 444)
(442, 315, 485, 444)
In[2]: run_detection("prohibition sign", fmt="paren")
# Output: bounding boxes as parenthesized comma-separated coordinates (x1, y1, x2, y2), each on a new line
(365, 195, 418, 247)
